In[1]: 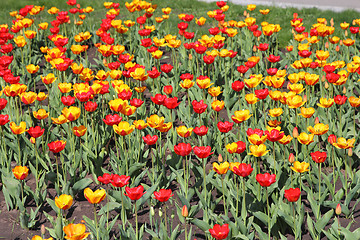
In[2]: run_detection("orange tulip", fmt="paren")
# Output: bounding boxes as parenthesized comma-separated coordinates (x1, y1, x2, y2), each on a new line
(55, 194, 73, 210)
(12, 166, 29, 180)
(10, 121, 27, 135)
(63, 223, 90, 240)
(84, 188, 106, 204)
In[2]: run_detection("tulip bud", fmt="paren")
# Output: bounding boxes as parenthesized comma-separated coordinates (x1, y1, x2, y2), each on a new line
(218, 154, 223, 162)
(348, 148, 353, 157)
(321, 75, 326, 82)
(324, 81, 329, 89)
(159, 208, 163, 217)
(288, 153, 295, 163)
(336, 46, 340, 52)
(335, 203, 341, 215)
(303, 94, 307, 102)
(182, 205, 189, 217)
(314, 117, 319, 124)
(293, 127, 299, 138)
(325, 42, 329, 49)
(41, 224, 46, 235)
(171, 214, 175, 219)
(253, 45, 257, 52)
(189, 54, 193, 60)
(286, 82, 291, 89)
(30, 137, 36, 144)
(293, 13, 298, 18)
(103, 58, 107, 66)
(150, 206, 155, 216)
(330, 18, 334, 27)
(345, 30, 348, 37)
(343, 87, 346, 94)
(243, 10, 247, 17)
(353, 20, 356, 25)
(340, 40, 343, 46)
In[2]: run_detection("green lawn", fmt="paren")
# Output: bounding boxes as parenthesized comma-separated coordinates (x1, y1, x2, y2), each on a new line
(0, 0, 358, 47)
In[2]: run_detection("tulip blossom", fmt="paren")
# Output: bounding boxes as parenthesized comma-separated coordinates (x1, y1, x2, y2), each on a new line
(84, 188, 106, 204)
(232, 163, 253, 177)
(209, 224, 229, 240)
(153, 189, 174, 202)
(256, 173, 276, 187)
(284, 188, 301, 202)
(124, 185, 145, 201)
(111, 174, 130, 188)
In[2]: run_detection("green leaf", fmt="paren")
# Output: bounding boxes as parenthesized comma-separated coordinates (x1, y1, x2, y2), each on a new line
(191, 219, 211, 232)
(72, 178, 93, 193)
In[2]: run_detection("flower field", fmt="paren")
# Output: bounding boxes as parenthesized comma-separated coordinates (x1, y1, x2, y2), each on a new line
(1, 0, 360, 239)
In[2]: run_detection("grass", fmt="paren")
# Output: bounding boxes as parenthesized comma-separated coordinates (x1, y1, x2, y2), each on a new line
(0, 0, 358, 47)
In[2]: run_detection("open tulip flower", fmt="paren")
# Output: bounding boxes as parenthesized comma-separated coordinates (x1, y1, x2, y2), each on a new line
(284, 188, 301, 202)
(153, 188, 174, 202)
(256, 173, 276, 187)
(290, 161, 310, 173)
(55, 194, 73, 210)
(12, 166, 29, 180)
(213, 162, 230, 175)
(209, 224, 229, 240)
(84, 188, 106, 204)
(249, 144, 269, 157)
(63, 223, 90, 240)
(124, 185, 145, 201)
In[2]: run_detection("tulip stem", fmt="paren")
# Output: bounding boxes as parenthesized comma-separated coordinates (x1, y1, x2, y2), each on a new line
(202, 158, 208, 222)
(242, 177, 246, 223)
(135, 202, 138, 240)
(55, 154, 60, 195)
(266, 188, 271, 240)
(17, 135, 21, 165)
(121, 188, 126, 230)
(318, 163, 322, 219)
(93, 204, 99, 240)
(221, 177, 227, 217)
(273, 142, 276, 175)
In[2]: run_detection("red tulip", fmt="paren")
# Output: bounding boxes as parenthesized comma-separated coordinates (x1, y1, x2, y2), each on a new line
(180, 73, 193, 81)
(328, 134, 337, 144)
(98, 173, 112, 185)
(160, 64, 173, 74)
(298, 50, 312, 58)
(0, 98, 7, 111)
(217, 121, 233, 133)
(151, 94, 167, 105)
(76, 91, 91, 102)
(257, 43, 269, 51)
(192, 100, 208, 114)
(130, 98, 144, 108)
(193, 125, 208, 136)
(334, 95, 347, 105)
(266, 68, 278, 76)
(103, 114, 122, 126)
(235, 141, 246, 153)
(124, 185, 145, 201)
(231, 81, 245, 92)
(0, 114, 9, 125)
(153, 189, 174, 202)
(255, 88, 269, 100)
(247, 128, 263, 137)
(284, 188, 301, 202)
(310, 151, 327, 163)
(203, 55, 215, 64)
(326, 73, 340, 83)
(163, 97, 180, 109)
(84, 101, 97, 112)
(323, 65, 335, 73)
(236, 65, 249, 74)
(267, 54, 281, 63)
(27, 126, 45, 138)
(147, 67, 161, 79)
(193, 146, 213, 158)
(142, 134, 158, 145)
(209, 27, 220, 35)
(163, 85, 173, 95)
(216, 1, 226, 8)
(111, 174, 130, 188)
(61, 96, 76, 106)
(256, 173, 276, 187)
(48, 140, 66, 153)
(265, 129, 284, 142)
(174, 143, 192, 156)
(233, 163, 253, 177)
(117, 90, 132, 100)
(209, 224, 229, 240)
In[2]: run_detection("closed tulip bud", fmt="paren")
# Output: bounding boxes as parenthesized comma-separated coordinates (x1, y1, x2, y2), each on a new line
(303, 94, 307, 102)
(182, 205, 188, 217)
(314, 117, 319, 124)
(289, 153, 295, 163)
(348, 148, 353, 156)
(30, 137, 36, 144)
(335, 203, 341, 215)
(171, 214, 175, 219)
(41, 224, 46, 235)
(159, 208, 163, 217)
(324, 81, 329, 89)
(293, 127, 299, 138)
(321, 75, 326, 82)
(150, 206, 155, 216)
(336, 46, 340, 52)
(343, 87, 346, 94)
(218, 154, 223, 162)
